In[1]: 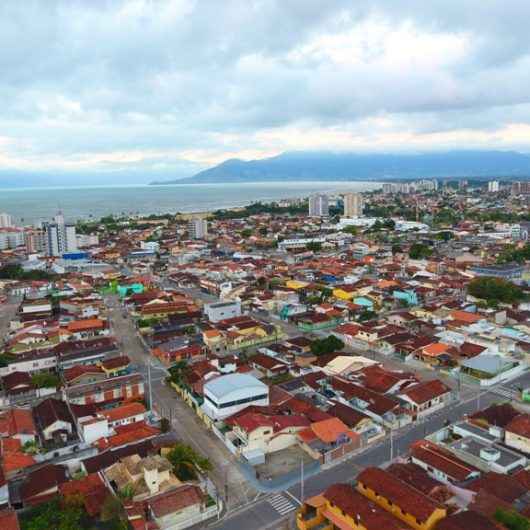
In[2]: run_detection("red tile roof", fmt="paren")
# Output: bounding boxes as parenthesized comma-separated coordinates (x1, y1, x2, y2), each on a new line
(505, 413, 530, 439)
(322, 484, 408, 530)
(101, 355, 131, 370)
(357, 467, 443, 523)
(148, 484, 203, 517)
(102, 401, 146, 423)
(411, 440, 478, 483)
(0, 408, 36, 436)
(435, 511, 502, 530)
(59, 473, 108, 516)
(467, 472, 528, 504)
(0, 509, 20, 530)
(67, 318, 105, 332)
(401, 379, 451, 405)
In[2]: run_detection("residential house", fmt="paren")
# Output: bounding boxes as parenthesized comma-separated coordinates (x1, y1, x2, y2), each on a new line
(398, 380, 452, 420)
(147, 484, 213, 530)
(64, 372, 144, 405)
(298, 417, 360, 464)
(504, 414, 530, 454)
(33, 398, 75, 443)
(105, 454, 180, 501)
(19, 464, 68, 506)
(297, 483, 408, 530)
(356, 467, 447, 530)
(0, 409, 37, 444)
(410, 440, 480, 484)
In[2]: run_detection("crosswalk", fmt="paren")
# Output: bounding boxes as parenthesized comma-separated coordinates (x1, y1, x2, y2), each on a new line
(268, 494, 298, 516)
(490, 385, 518, 400)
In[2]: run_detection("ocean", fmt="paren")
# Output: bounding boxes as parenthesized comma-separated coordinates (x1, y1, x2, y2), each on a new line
(0, 181, 382, 225)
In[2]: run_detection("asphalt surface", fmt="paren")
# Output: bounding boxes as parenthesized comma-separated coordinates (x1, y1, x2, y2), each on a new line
(206, 384, 509, 530)
(107, 283, 530, 530)
(105, 294, 257, 511)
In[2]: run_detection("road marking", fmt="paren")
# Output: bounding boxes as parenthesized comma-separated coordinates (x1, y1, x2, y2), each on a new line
(490, 386, 518, 400)
(268, 494, 297, 516)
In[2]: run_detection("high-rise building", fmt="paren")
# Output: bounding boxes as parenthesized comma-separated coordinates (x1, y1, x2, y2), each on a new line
(0, 212, 14, 228)
(488, 180, 500, 193)
(308, 194, 329, 217)
(511, 181, 530, 195)
(343, 192, 363, 217)
(24, 229, 46, 253)
(43, 212, 77, 256)
(188, 218, 208, 239)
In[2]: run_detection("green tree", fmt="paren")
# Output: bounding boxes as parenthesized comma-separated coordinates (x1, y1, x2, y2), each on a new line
(240, 228, 253, 238)
(21, 499, 82, 530)
(409, 243, 433, 260)
(495, 508, 530, 530)
(358, 309, 377, 322)
(167, 442, 212, 481)
(435, 231, 454, 241)
(100, 494, 123, 522)
(310, 335, 344, 356)
(341, 225, 358, 235)
(306, 242, 322, 252)
(467, 277, 525, 304)
(31, 372, 60, 389)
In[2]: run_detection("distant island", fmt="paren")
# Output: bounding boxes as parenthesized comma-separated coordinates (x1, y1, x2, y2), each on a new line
(151, 150, 530, 185)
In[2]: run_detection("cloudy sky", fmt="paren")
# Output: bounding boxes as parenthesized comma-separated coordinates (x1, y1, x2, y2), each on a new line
(1, 0, 530, 183)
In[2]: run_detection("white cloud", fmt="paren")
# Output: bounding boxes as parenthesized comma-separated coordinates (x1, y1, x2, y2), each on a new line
(0, 0, 529, 180)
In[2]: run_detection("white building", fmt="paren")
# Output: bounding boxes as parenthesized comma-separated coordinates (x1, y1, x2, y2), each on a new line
(202, 373, 269, 421)
(278, 236, 326, 251)
(204, 300, 242, 322)
(0, 228, 25, 250)
(43, 212, 77, 256)
(343, 193, 363, 217)
(488, 180, 500, 193)
(77, 233, 99, 248)
(0, 212, 14, 228)
(188, 218, 208, 239)
(308, 194, 329, 217)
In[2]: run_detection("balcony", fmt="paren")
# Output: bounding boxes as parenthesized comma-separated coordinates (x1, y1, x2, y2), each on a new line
(296, 509, 333, 530)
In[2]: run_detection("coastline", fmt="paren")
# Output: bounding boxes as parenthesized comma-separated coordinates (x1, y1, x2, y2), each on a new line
(0, 181, 382, 224)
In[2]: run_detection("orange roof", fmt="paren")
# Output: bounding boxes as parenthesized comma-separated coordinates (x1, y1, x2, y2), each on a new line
(67, 318, 104, 332)
(1, 438, 22, 453)
(309, 417, 358, 444)
(422, 342, 450, 357)
(377, 280, 399, 289)
(1, 451, 36, 474)
(203, 329, 221, 338)
(97, 422, 160, 449)
(102, 402, 146, 423)
(0, 509, 20, 530)
(449, 310, 481, 324)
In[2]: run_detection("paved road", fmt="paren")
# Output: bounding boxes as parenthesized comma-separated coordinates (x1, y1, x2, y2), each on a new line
(104, 294, 256, 510)
(0, 302, 17, 344)
(206, 386, 508, 530)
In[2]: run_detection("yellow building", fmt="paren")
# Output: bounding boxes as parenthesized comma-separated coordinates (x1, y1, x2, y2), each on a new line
(332, 285, 357, 301)
(297, 483, 407, 530)
(356, 467, 446, 530)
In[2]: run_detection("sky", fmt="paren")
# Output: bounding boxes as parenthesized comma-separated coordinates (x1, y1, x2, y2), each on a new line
(2, 0, 530, 184)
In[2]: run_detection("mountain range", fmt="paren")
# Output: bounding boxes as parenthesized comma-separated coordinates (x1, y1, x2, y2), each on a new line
(153, 150, 530, 184)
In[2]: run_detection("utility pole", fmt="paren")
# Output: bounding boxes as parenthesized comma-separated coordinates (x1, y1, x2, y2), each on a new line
(301, 458, 304, 502)
(148, 361, 153, 415)
(389, 427, 394, 461)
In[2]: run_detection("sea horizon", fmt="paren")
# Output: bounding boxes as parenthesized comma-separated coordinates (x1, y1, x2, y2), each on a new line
(0, 180, 382, 225)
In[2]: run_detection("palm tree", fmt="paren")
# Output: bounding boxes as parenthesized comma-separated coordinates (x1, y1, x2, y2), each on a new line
(167, 442, 212, 481)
